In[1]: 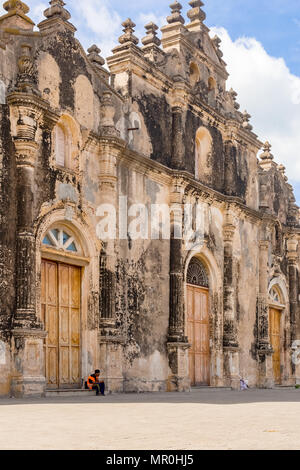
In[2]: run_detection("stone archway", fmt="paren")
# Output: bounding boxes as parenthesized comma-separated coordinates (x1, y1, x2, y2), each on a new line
(268, 279, 288, 385)
(36, 208, 101, 390)
(41, 225, 84, 389)
(186, 257, 210, 386)
(184, 245, 223, 387)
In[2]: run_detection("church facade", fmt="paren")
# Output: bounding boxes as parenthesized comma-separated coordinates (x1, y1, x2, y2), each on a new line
(1, 0, 300, 397)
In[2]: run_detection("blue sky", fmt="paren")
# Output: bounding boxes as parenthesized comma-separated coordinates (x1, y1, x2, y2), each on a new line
(107, 0, 300, 75)
(7, 1, 299, 74)
(2, 1, 300, 202)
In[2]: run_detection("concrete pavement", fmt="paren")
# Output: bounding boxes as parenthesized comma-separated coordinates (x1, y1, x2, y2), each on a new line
(0, 389, 300, 450)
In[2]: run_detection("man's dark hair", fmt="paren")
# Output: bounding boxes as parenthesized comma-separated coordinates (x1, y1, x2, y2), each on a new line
(95, 369, 100, 374)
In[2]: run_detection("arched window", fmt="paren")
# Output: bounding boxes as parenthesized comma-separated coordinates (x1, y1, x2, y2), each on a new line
(189, 62, 200, 87)
(187, 258, 209, 288)
(42, 227, 80, 254)
(53, 115, 79, 170)
(0, 80, 5, 105)
(55, 124, 67, 167)
(195, 127, 212, 180)
(208, 76, 216, 91)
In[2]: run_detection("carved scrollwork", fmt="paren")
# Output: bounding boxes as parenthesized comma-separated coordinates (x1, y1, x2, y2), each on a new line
(187, 257, 209, 288)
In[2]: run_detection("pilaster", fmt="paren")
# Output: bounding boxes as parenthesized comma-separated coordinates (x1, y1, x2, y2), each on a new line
(170, 83, 188, 170)
(167, 177, 190, 392)
(97, 93, 125, 392)
(287, 238, 299, 353)
(222, 209, 240, 389)
(6, 44, 53, 397)
(257, 239, 273, 388)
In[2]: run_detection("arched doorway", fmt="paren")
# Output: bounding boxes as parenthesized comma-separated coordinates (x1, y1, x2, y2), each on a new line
(186, 257, 210, 386)
(41, 225, 85, 389)
(269, 285, 285, 385)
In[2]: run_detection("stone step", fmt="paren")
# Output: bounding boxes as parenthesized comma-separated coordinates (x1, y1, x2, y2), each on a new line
(45, 389, 96, 398)
(273, 386, 298, 390)
(192, 387, 232, 392)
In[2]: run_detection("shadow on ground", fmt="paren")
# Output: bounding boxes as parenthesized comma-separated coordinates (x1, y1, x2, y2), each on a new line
(1, 389, 300, 406)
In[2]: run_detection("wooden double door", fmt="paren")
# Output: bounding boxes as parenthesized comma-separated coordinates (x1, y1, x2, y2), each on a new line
(41, 260, 81, 389)
(269, 308, 281, 384)
(187, 285, 210, 386)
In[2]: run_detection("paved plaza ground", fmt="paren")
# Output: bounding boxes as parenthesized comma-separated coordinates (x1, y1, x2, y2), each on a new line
(0, 389, 300, 450)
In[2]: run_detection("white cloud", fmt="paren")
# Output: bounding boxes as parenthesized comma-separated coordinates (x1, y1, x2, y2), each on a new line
(135, 12, 165, 44)
(31, 3, 47, 23)
(210, 27, 300, 184)
(137, 12, 165, 28)
(70, 0, 122, 58)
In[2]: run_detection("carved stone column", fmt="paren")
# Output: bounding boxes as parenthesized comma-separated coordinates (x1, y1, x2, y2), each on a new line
(98, 92, 124, 393)
(287, 238, 299, 378)
(223, 210, 240, 389)
(7, 92, 48, 397)
(170, 83, 187, 171)
(167, 178, 190, 392)
(224, 141, 237, 197)
(257, 239, 273, 388)
(171, 106, 184, 170)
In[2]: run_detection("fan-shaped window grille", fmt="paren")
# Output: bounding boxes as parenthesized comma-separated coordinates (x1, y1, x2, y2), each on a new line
(269, 286, 281, 304)
(42, 228, 79, 253)
(187, 258, 209, 288)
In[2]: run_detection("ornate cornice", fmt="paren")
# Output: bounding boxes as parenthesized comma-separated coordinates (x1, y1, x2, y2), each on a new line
(6, 91, 50, 112)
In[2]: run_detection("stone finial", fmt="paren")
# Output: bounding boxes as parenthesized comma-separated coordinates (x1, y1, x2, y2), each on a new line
(38, 0, 76, 33)
(3, 0, 29, 14)
(278, 164, 288, 182)
(212, 35, 221, 48)
(100, 91, 120, 137)
(212, 35, 223, 58)
(87, 45, 105, 68)
(0, 0, 35, 29)
(229, 88, 237, 100)
(260, 142, 274, 161)
(187, 0, 206, 23)
(242, 110, 253, 131)
(43, 0, 71, 21)
(15, 43, 37, 93)
(229, 88, 240, 110)
(118, 18, 139, 45)
(141, 22, 161, 47)
(167, 1, 185, 25)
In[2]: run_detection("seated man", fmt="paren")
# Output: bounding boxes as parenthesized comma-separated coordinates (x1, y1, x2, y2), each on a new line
(87, 370, 105, 396)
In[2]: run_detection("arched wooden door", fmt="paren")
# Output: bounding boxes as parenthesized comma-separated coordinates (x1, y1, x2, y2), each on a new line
(269, 286, 284, 385)
(41, 259, 81, 389)
(187, 258, 210, 386)
(269, 307, 281, 384)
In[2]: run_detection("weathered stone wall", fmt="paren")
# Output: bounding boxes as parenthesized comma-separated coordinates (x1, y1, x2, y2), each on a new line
(115, 164, 170, 391)
(0, 101, 16, 395)
(0, 0, 300, 396)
